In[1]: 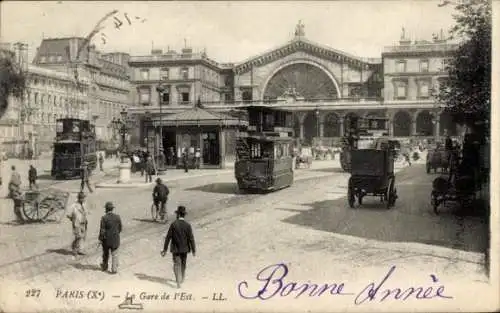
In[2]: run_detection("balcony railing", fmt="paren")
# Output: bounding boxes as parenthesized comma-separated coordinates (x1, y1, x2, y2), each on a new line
(383, 43, 458, 53)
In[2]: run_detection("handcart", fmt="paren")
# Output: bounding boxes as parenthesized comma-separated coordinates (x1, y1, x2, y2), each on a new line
(22, 188, 70, 223)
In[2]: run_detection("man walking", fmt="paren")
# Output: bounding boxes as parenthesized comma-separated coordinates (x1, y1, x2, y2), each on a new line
(28, 164, 38, 190)
(161, 206, 196, 289)
(66, 192, 89, 256)
(182, 150, 189, 173)
(9, 166, 23, 223)
(98, 153, 104, 172)
(80, 162, 93, 193)
(99, 202, 122, 274)
(145, 156, 154, 183)
(152, 178, 169, 221)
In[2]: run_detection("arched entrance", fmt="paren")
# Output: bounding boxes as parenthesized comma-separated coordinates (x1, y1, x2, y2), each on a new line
(439, 111, 457, 136)
(323, 112, 340, 137)
(416, 110, 434, 136)
(393, 111, 412, 137)
(263, 63, 339, 100)
(303, 111, 319, 145)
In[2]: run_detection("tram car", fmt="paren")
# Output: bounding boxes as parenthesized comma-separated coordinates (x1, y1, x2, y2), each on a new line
(235, 106, 294, 193)
(51, 118, 97, 179)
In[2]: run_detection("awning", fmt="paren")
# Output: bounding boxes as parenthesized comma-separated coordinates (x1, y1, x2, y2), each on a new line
(149, 107, 248, 127)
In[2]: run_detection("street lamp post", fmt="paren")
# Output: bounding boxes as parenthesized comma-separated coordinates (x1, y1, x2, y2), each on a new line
(110, 109, 133, 183)
(155, 86, 165, 168)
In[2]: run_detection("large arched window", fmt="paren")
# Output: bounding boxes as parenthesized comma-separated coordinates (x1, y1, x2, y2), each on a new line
(263, 63, 338, 100)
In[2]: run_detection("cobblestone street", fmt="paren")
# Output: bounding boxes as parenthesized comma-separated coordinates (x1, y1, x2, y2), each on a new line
(0, 159, 490, 312)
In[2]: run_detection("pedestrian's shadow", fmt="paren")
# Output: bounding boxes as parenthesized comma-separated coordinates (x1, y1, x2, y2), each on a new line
(71, 263, 102, 272)
(134, 273, 177, 288)
(46, 248, 74, 255)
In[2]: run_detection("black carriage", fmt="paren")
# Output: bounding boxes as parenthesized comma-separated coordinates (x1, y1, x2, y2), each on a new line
(347, 148, 397, 209)
(430, 149, 479, 214)
(426, 145, 449, 174)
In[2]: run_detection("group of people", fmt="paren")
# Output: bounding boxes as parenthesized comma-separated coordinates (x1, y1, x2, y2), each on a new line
(66, 189, 196, 289)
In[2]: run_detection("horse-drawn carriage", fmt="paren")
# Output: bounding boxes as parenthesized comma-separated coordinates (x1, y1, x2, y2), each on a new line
(347, 144, 398, 209)
(426, 145, 449, 174)
(430, 148, 480, 214)
(21, 188, 70, 223)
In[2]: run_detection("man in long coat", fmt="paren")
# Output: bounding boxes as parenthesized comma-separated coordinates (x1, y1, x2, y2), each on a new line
(161, 206, 196, 288)
(66, 192, 89, 256)
(99, 201, 122, 274)
(80, 162, 93, 193)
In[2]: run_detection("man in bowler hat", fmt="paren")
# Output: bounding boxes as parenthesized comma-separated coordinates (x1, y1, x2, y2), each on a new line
(161, 206, 196, 288)
(99, 201, 122, 274)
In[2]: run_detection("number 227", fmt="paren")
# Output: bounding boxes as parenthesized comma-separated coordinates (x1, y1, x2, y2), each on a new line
(25, 289, 41, 297)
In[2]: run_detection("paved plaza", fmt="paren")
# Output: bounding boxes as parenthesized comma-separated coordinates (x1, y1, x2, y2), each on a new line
(0, 157, 490, 312)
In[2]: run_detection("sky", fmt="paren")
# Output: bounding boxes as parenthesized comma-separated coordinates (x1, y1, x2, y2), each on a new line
(1, 1, 457, 63)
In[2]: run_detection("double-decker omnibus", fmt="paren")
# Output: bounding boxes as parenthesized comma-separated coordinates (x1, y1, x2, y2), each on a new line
(51, 118, 97, 179)
(235, 106, 294, 192)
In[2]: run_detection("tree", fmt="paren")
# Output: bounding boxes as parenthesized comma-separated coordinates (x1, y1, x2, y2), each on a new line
(0, 55, 27, 119)
(436, 0, 491, 138)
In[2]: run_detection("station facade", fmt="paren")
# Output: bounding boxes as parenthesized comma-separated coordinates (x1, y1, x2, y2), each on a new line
(127, 22, 459, 168)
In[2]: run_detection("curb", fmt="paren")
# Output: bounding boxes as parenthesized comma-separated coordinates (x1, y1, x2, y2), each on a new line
(95, 170, 234, 189)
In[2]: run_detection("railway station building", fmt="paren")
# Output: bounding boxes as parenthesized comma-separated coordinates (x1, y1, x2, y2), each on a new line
(126, 22, 459, 168)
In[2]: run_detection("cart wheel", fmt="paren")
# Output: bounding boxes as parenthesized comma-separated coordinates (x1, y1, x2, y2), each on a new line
(22, 201, 40, 222)
(38, 197, 60, 222)
(386, 177, 395, 209)
(347, 179, 355, 208)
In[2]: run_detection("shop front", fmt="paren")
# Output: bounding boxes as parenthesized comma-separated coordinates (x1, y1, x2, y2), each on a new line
(146, 107, 247, 169)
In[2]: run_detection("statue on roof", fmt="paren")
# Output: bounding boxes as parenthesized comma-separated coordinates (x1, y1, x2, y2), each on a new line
(295, 20, 305, 38)
(400, 27, 406, 40)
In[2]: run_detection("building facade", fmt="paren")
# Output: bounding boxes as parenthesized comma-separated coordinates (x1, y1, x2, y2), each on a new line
(33, 37, 131, 140)
(127, 22, 459, 167)
(1, 42, 91, 154)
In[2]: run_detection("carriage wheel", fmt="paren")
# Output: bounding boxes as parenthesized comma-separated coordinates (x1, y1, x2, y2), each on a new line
(150, 202, 159, 222)
(38, 197, 61, 222)
(347, 179, 355, 208)
(386, 177, 395, 209)
(22, 201, 40, 222)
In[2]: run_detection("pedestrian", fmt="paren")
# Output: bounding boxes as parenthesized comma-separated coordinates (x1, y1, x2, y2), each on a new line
(28, 164, 38, 190)
(9, 166, 24, 223)
(161, 206, 196, 289)
(66, 192, 89, 256)
(152, 178, 169, 221)
(80, 162, 93, 193)
(145, 156, 154, 183)
(99, 201, 122, 274)
(139, 152, 145, 177)
(182, 150, 189, 173)
(98, 153, 104, 172)
(195, 148, 201, 169)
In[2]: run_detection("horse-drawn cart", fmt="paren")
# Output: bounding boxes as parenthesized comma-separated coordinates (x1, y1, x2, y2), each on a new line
(22, 188, 70, 223)
(347, 148, 398, 209)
